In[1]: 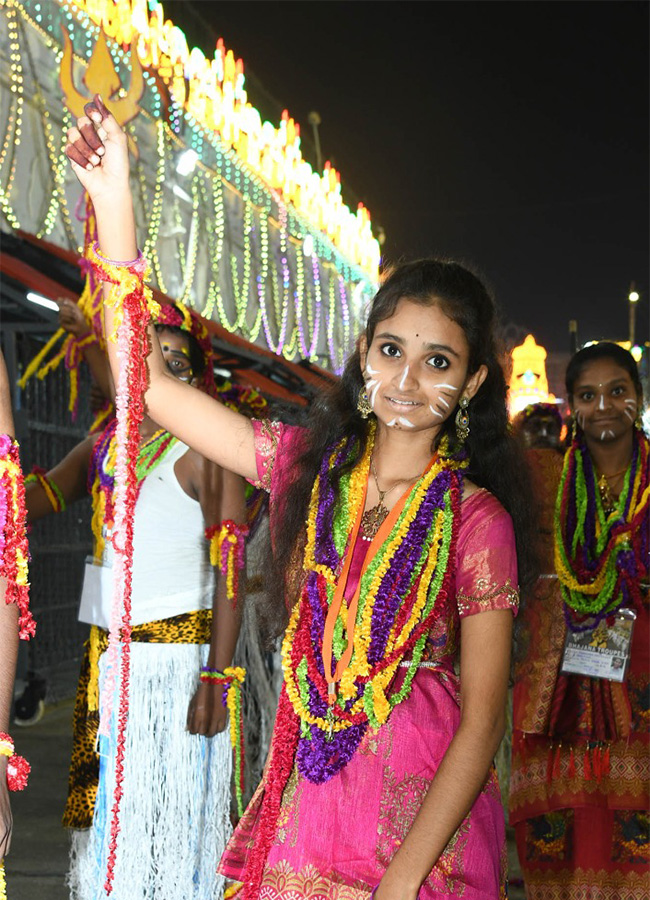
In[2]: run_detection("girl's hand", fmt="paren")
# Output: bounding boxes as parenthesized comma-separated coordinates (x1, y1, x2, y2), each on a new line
(65, 94, 130, 205)
(186, 681, 228, 738)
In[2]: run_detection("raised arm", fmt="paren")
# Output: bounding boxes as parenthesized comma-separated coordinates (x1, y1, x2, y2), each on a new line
(56, 297, 114, 402)
(65, 96, 258, 481)
(0, 350, 20, 857)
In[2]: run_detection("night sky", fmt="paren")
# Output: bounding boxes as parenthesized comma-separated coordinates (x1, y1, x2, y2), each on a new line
(162, 0, 649, 355)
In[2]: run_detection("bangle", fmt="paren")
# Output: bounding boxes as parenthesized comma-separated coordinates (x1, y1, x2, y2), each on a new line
(205, 520, 249, 609)
(0, 732, 30, 791)
(92, 247, 145, 268)
(25, 467, 66, 513)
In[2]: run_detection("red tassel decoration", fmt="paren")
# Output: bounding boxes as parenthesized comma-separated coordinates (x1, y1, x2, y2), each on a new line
(602, 743, 611, 777)
(583, 746, 592, 780)
(568, 745, 576, 778)
(552, 744, 562, 778)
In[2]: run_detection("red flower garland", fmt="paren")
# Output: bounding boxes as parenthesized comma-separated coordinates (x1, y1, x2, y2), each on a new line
(0, 436, 36, 640)
(0, 732, 30, 791)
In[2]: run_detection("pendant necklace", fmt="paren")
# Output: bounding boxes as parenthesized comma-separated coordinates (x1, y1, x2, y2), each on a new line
(596, 464, 629, 517)
(360, 458, 421, 540)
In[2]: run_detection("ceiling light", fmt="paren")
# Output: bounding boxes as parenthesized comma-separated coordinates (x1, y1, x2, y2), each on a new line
(26, 292, 58, 312)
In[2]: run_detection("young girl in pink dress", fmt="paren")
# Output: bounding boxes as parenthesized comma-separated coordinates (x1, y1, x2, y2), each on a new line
(65, 96, 537, 900)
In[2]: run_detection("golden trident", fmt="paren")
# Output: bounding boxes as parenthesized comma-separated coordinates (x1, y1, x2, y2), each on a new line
(60, 27, 145, 156)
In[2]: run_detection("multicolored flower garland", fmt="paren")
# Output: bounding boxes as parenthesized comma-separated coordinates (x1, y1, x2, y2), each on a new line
(0, 435, 35, 640)
(87, 242, 160, 897)
(554, 430, 649, 627)
(19, 197, 112, 432)
(198, 666, 246, 816)
(205, 521, 249, 608)
(88, 419, 178, 561)
(242, 423, 467, 898)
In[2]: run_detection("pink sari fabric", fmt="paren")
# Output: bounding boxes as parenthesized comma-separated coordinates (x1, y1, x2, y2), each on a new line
(220, 422, 519, 898)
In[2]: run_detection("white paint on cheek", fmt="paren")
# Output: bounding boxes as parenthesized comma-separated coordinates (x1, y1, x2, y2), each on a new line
(576, 412, 586, 428)
(398, 417, 415, 428)
(429, 405, 444, 419)
(370, 380, 382, 408)
(437, 396, 450, 409)
(624, 408, 635, 421)
(399, 366, 409, 390)
(436, 383, 459, 392)
(365, 363, 380, 376)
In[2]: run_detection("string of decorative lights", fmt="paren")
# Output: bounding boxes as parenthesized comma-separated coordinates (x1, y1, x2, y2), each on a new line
(4, 0, 376, 373)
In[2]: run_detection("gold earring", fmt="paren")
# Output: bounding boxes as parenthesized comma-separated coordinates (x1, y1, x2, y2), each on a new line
(455, 397, 470, 443)
(357, 388, 373, 419)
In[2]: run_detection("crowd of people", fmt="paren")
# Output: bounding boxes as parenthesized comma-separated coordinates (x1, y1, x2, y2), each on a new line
(0, 94, 646, 900)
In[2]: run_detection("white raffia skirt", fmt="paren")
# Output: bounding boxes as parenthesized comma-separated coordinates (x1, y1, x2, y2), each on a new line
(68, 642, 232, 900)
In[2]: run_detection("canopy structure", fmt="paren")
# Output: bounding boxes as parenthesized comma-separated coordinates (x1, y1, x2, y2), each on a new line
(0, 0, 381, 375)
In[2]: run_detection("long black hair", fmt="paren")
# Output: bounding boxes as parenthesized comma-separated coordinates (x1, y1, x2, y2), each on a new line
(262, 258, 539, 641)
(566, 341, 644, 402)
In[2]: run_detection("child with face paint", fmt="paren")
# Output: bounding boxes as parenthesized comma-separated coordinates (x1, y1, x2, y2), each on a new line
(510, 341, 649, 899)
(65, 97, 540, 900)
(23, 303, 250, 900)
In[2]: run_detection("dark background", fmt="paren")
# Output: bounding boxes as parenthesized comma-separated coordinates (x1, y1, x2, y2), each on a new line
(162, 0, 649, 355)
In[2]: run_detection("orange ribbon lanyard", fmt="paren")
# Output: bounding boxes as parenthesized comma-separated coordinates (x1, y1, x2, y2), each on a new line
(321, 453, 438, 704)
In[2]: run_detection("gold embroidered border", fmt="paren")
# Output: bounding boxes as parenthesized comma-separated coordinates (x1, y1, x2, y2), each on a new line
(521, 866, 649, 900)
(253, 418, 282, 493)
(260, 860, 370, 899)
(510, 739, 650, 814)
(456, 577, 519, 616)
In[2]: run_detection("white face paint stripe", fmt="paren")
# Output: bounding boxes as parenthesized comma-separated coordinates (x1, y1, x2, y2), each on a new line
(607, 429, 615, 438)
(429, 405, 444, 419)
(387, 418, 398, 427)
(624, 408, 635, 420)
(598, 393, 605, 410)
(398, 417, 415, 428)
(437, 396, 450, 408)
(365, 363, 380, 375)
(399, 365, 409, 390)
(436, 383, 459, 391)
(370, 381, 381, 407)
(600, 430, 607, 440)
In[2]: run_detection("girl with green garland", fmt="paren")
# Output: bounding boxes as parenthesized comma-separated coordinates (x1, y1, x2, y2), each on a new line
(65, 97, 539, 899)
(510, 342, 649, 898)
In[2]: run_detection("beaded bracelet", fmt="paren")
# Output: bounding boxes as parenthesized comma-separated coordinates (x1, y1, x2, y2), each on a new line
(198, 665, 246, 816)
(205, 520, 249, 609)
(0, 732, 30, 791)
(25, 467, 66, 513)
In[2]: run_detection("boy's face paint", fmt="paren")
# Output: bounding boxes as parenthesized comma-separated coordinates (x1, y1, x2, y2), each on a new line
(158, 330, 194, 383)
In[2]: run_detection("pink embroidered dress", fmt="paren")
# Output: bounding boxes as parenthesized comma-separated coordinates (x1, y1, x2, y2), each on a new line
(219, 422, 519, 899)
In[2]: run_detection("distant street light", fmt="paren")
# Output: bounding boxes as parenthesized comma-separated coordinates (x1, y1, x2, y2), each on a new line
(308, 111, 323, 173)
(628, 281, 639, 346)
(569, 319, 578, 355)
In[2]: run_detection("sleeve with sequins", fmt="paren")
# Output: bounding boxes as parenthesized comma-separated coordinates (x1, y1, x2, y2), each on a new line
(454, 490, 519, 618)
